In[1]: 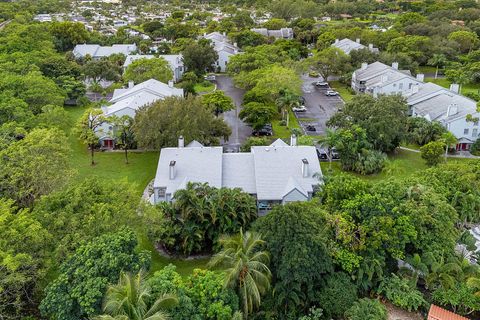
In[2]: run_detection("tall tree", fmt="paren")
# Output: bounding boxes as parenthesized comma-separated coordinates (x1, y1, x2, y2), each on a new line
(209, 229, 271, 318)
(441, 131, 457, 161)
(75, 108, 106, 165)
(201, 90, 235, 117)
(124, 58, 173, 84)
(428, 54, 447, 79)
(310, 47, 350, 81)
(182, 39, 218, 75)
(109, 115, 135, 164)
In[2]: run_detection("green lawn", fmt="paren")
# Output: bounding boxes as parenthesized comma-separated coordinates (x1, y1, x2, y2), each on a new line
(418, 66, 437, 74)
(194, 82, 215, 94)
(272, 110, 301, 139)
(330, 80, 354, 102)
(320, 148, 470, 182)
(425, 77, 480, 96)
(65, 105, 210, 275)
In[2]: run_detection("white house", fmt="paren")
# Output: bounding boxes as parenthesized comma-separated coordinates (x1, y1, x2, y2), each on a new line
(73, 43, 137, 59)
(351, 61, 424, 97)
(251, 27, 294, 39)
(407, 82, 480, 151)
(332, 38, 379, 55)
(97, 79, 183, 148)
(202, 32, 241, 72)
(152, 136, 322, 214)
(123, 54, 185, 82)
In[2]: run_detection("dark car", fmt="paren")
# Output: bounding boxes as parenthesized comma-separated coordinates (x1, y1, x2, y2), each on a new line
(331, 147, 340, 159)
(305, 125, 316, 132)
(316, 147, 328, 160)
(253, 124, 273, 136)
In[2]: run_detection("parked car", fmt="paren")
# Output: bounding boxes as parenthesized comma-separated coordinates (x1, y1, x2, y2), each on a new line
(331, 147, 340, 159)
(253, 124, 273, 136)
(305, 125, 316, 132)
(315, 81, 329, 86)
(325, 90, 339, 96)
(292, 105, 307, 112)
(316, 147, 328, 160)
(204, 74, 216, 81)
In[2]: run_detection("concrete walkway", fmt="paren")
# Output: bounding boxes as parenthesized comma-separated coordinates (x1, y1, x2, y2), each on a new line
(399, 146, 480, 159)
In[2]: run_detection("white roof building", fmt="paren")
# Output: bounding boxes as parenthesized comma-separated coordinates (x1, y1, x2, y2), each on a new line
(202, 32, 241, 72)
(152, 137, 322, 214)
(72, 43, 137, 59)
(332, 38, 379, 55)
(123, 54, 184, 82)
(251, 27, 294, 39)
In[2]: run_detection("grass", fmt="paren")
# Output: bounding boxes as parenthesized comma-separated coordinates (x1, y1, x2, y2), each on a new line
(65, 105, 210, 275)
(330, 80, 355, 102)
(194, 82, 215, 94)
(425, 77, 480, 96)
(417, 66, 437, 74)
(272, 110, 301, 139)
(320, 148, 470, 182)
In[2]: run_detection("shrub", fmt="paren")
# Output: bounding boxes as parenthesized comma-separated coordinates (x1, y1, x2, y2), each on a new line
(354, 149, 386, 175)
(420, 140, 444, 166)
(345, 298, 387, 320)
(378, 274, 426, 312)
(241, 136, 269, 152)
(316, 272, 358, 319)
(471, 138, 480, 155)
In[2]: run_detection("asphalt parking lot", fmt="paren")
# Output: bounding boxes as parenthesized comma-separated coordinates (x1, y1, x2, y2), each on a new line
(296, 75, 344, 136)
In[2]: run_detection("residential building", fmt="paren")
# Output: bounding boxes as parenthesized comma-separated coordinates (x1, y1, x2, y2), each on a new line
(428, 304, 469, 320)
(332, 38, 379, 55)
(407, 82, 480, 151)
(152, 136, 322, 214)
(123, 54, 184, 82)
(97, 79, 183, 148)
(202, 32, 241, 72)
(250, 27, 294, 39)
(72, 43, 137, 59)
(351, 61, 423, 97)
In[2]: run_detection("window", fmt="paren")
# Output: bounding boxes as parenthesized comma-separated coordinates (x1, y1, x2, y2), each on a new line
(393, 83, 396, 87)
(157, 187, 166, 197)
(399, 83, 404, 89)
(473, 129, 478, 137)
(464, 128, 470, 135)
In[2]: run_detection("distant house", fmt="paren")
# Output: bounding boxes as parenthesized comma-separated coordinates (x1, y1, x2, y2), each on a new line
(351, 61, 423, 96)
(428, 304, 469, 320)
(332, 38, 379, 55)
(97, 79, 183, 148)
(250, 27, 294, 39)
(123, 54, 184, 82)
(202, 32, 241, 72)
(152, 136, 322, 214)
(72, 43, 137, 59)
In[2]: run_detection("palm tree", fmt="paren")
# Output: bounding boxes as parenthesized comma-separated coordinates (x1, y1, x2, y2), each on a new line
(428, 54, 447, 79)
(425, 256, 461, 291)
(317, 129, 338, 172)
(467, 277, 480, 297)
(441, 131, 457, 161)
(276, 89, 299, 127)
(94, 270, 178, 320)
(208, 229, 271, 319)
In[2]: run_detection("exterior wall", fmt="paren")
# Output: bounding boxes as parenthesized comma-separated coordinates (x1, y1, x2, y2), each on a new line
(448, 115, 480, 144)
(372, 78, 422, 97)
(216, 51, 234, 72)
(282, 189, 308, 204)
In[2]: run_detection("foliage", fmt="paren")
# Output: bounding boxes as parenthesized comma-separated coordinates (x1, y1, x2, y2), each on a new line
(432, 282, 480, 316)
(81, 58, 122, 83)
(133, 96, 231, 149)
(316, 272, 358, 319)
(94, 270, 178, 320)
(181, 39, 218, 75)
(309, 47, 351, 81)
(49, 22, 89, 52)
(108, 115, 135, 164)
(209, 230, 271, 317)
(146, 183, 257, 256)
(420, 140, 445, 166)
(344, 298, 387, 320)
(201, 90, 235, 116)
(240, 136, 269, 152)
(40, 228, 151, 320)
(405, 117, 447, 146)
(124, 58, 174, 84)
(0, 128, 72, 207)
(239, 102, 278, 130)
(74, 108, 106, 165)
(378, 274, 426, 312)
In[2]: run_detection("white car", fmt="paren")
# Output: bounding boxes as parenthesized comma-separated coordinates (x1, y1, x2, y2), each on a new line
(292, 105, 307, 112)
(325, 90, 339, 96)
(315, 81, 329, 86)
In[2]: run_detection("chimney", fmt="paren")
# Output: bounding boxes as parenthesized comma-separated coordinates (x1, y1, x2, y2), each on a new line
(168, 80, 174, 88)
(301, 158, 309, 178)
(368, 43, 373, 49)
(128, 80, 134, 88)
(416, 74, 425, 82)
(234, 42, 237, 47)
(392, 62, 399, 70)
(290, 134, 297, 146)
(450, 83, 460, 94)
(169, 160, 176, 180)
(223, 31, 226, 36)
(355, 38, 360, 43)
(335, 38, 339, 44)
(178, 135, 184, 148)
(361, 62, 368, 70)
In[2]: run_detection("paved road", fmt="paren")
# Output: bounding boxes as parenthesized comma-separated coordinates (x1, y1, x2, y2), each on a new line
(296, 74, 344, 136)
(216, 75, 252, 150)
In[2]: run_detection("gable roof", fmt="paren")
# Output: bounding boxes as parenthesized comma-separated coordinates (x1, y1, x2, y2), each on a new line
(332, 38, 367, 54)
(428, 304, 469, 320)
(251, 27, 293, 39)
(73, 44, 137, 58)
(270, 138, 289, 147)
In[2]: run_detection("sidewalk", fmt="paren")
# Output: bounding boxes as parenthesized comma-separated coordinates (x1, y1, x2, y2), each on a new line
(399, 146, 480, 159)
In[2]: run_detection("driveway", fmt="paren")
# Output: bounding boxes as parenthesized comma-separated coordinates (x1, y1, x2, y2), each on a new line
(216, 75, 252, 150)
(296, 74, 344, 136)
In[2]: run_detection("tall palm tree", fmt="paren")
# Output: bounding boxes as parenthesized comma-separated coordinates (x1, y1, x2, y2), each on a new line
(208, 229, 271, 319)
(276, 90, 299, 127)
(94, 271, 178, 320)
(317, 128, 338, 172)
(428, 54, 447, 79)
(442, 131, 457, 161)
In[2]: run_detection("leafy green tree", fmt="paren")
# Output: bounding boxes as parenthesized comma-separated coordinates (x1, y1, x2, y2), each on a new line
(133, 96, 231, 149)
(201, 90, 235, 116)
(75, 108, 106, 165)
(209, 229, 271, 318)
(316, 272, 358, 319)
(82, 58, 121, 83)
(34, 104, 72, 132)
(275, 89, 299, 125)
(420, 140, 445, 166)
(316, 31, 336, 50)
(405, 117, 447, 146)
(124, 58, 173, 84)
(448, 30, 479, 53)
(432, 282, 480, 316)
(377, 274, 426, 312)
(182, 39, 218, 75)
(231, 30, 266, 49)
(345, 298, 387, 320)
(0, 128, 72, 207)
(441, 131, 457, 161)
(239, 102, 277, 130)
(310, 47, 350, 81)
(94, 271, 178, 320)
(40, 228, 151, 320)
(109, 115, 135, 164)
(240, 137, 269, 152)
(428, 54, 447, 79)
(227, 45, 291, 74)
(50, 21, 89, 51)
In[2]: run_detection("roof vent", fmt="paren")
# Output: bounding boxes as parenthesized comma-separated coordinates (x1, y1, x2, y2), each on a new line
(169, 161, 176, 180)
(302, 158, 309, 178)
